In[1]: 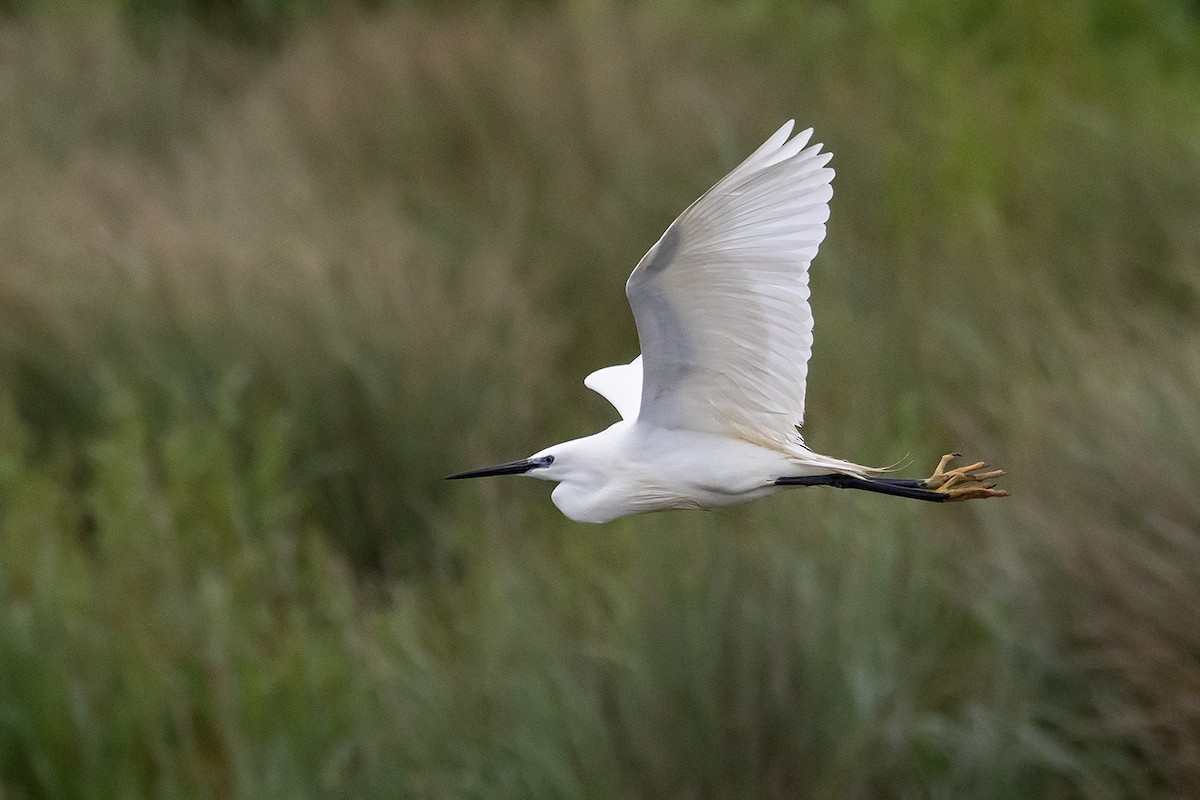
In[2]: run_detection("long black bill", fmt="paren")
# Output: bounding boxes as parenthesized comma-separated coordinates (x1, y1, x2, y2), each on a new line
(446, 456, 552, 480)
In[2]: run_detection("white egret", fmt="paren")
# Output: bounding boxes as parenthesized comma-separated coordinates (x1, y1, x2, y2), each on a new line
(449, 121, 1006, 523)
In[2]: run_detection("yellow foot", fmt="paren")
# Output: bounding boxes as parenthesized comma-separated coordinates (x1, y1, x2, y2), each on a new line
(923, 453, 1008, 502)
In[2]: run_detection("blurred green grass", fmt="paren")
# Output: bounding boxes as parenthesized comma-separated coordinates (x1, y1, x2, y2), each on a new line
(1, 0, 1199, 797)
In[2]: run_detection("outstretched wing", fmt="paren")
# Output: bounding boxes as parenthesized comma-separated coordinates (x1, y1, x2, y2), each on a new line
(584, 356, 643, 421)
(625, 120, 832, 450)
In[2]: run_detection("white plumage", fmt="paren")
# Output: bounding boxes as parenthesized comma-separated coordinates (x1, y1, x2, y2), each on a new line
(583, 356, 642, 422)
(449, 121, 1006, 521)
(625, 121, 826, 446)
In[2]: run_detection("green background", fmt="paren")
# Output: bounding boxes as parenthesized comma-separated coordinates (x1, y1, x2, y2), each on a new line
(1, 0, 1198, 796)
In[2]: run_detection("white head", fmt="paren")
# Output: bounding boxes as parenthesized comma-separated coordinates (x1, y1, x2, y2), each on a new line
(446, 433, 622, 523)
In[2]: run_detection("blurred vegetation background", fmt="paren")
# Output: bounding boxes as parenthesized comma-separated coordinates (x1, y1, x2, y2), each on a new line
(0, 0, 1198, 796)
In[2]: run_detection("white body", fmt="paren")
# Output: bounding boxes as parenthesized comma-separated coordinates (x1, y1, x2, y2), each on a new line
(537, 422, 861, 524)
(508, 121, 875, 523)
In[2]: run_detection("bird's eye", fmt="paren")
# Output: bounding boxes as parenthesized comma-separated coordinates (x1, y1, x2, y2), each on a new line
(541, 455, 555, 467)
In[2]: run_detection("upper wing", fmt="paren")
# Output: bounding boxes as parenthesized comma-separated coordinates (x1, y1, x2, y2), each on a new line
(584, 356, 643, 421)
(625, 120, 832, 450)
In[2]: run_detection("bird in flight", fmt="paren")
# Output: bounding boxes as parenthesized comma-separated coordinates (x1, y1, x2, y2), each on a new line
(449, 121, 1007, 523)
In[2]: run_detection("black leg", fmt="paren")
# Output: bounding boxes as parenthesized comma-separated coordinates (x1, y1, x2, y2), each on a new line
(774, 473, 948, 502)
